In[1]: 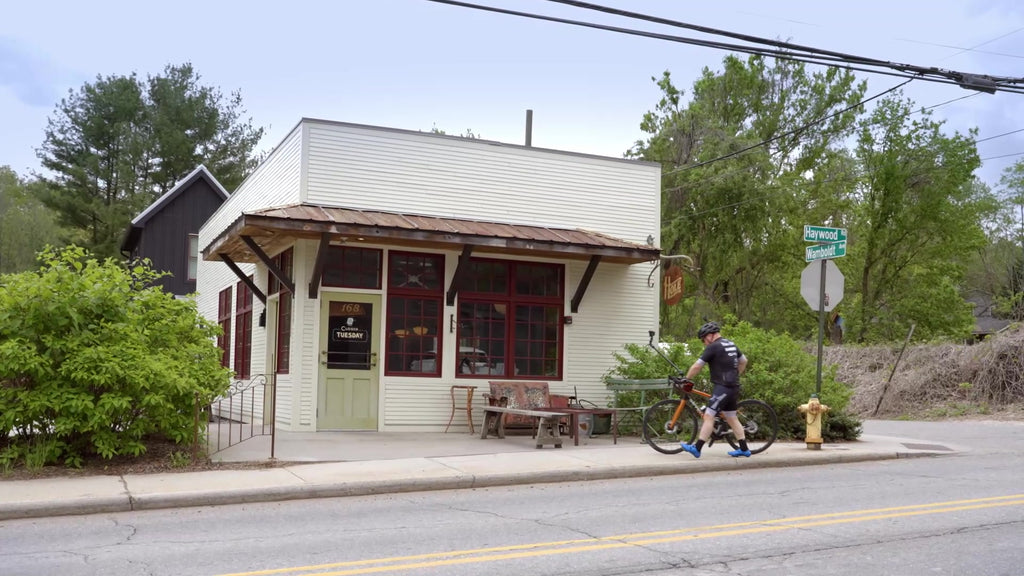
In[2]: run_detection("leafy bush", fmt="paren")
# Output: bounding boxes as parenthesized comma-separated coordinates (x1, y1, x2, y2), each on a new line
(609, 318, 861, 442)
(0, 246, 231, 468)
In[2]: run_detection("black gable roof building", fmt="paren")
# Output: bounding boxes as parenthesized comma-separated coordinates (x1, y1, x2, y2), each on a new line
(121, 165, 230, 298)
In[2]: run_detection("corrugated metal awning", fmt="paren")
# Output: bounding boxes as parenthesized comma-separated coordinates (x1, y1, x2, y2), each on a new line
(203, 203, 660, 265)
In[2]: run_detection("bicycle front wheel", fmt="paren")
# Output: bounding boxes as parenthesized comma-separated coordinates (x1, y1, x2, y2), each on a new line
(727, 399, 778, 455)
(642, 399, 700, 454)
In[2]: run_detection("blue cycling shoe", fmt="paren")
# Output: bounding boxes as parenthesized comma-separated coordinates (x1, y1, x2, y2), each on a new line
(728, 449, 752, 458)
(680, 444, 701, 458)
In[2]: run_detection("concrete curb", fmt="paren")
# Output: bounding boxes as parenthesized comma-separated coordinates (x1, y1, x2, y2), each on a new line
(0, 441, 955, 521)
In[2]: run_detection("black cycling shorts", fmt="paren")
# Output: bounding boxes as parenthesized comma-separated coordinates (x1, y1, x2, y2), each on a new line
(704, 384, 740, 415)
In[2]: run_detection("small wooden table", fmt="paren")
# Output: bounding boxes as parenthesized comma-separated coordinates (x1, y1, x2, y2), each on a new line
(446, 385, 478, 433)
(545, 407, 618, 446)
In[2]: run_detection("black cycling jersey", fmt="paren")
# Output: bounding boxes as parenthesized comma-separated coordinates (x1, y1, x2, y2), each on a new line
(699, 337, 743, 387)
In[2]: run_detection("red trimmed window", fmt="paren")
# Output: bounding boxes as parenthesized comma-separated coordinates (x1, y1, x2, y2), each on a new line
(385, 252, 443, 376)
(233, 277, 253, 379)
(271, 249, 293, 374)
(322, 246, 382, 289)
(456, 259, 563, 379)
(217, 287, 232, 368)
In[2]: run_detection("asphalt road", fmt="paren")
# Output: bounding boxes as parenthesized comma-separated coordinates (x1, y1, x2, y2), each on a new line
(2, 420, 1022, 576)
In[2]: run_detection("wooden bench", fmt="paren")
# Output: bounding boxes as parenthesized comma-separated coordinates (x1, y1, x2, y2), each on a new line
(480, 380, 570, 448)
(605, 378, 673, 436)
(480, 402, 570, 448)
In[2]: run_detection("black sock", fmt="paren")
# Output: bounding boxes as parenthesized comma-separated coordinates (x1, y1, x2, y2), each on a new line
(739, 439, 749, 452)
(695, 439, 705, 451)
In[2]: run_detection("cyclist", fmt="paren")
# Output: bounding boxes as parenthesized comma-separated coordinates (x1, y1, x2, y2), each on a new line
(680, 322, 752, 458)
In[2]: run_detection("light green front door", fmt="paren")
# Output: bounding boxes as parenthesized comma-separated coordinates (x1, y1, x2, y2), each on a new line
(318, 294, 380, 430)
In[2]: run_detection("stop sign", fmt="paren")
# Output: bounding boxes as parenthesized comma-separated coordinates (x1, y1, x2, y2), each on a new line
(801, 260, 844, 312)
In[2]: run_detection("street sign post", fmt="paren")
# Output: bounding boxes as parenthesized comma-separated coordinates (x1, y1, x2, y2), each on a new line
(805, 240, 846, 262)
(802, 225, 848, 397)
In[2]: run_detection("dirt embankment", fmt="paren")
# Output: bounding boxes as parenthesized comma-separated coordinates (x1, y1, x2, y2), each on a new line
(823, 324, 1024, 420)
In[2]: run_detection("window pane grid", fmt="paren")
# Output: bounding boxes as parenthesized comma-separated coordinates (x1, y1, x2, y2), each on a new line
(277, 292, 291, 374)
(386, 297, 441, 375)
(513, 305, 561, 377)
(234, 278, 253, 379)
(456, 258, 563, 379)
(324, 246, 382, 289)
(269, 248, 293, 294)
(217, 288, 232, 369)
(388, 253, 442, 291)
(385, 252, 444, 376)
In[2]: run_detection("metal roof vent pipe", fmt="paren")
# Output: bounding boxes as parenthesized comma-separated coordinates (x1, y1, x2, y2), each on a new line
(525, 109, 533, 147)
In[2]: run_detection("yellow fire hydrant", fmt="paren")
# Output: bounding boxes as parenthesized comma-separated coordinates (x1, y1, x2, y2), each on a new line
(797, 395, 831, 450)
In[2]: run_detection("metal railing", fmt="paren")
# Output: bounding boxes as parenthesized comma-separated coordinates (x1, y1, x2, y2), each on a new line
(201, 374, 276, 459)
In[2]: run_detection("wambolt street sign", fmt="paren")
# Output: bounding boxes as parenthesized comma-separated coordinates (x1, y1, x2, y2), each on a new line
(805, 240, 847, 262)
(803, 225, 847, 243)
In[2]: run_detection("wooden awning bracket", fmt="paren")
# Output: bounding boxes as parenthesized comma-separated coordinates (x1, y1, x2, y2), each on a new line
(570, 255, 601, 313)
(307, 233, 332, 299)
(445, 245, 474, 306)
(220, 253, 268, 305)
(241, 235, 295, 295)
(648, 254, 697, 288)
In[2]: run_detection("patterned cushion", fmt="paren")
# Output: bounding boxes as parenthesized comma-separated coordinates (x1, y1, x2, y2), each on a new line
(488, 381, 550, 427)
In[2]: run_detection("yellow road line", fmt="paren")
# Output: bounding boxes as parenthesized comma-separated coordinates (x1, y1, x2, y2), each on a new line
(216, 494, 1024, 576)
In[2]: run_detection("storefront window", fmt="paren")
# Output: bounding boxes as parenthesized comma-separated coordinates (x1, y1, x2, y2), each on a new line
(271, 248, 293, 374)
(385, 252, 443, 376)
(217, 287, 232, 368)
(457, 259, 563, 379)
(323, 246, 382, 289)
(233, 277, 253, 379)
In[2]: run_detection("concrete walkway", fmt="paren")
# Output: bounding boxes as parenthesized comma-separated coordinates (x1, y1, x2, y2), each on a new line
(0, 429, 959, 521)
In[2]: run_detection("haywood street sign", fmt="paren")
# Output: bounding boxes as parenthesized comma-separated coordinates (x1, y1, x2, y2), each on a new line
(803, 225, 847, 243)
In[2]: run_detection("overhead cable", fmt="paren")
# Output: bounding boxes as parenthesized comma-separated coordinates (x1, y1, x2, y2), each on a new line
(424, 0, 1024, 94)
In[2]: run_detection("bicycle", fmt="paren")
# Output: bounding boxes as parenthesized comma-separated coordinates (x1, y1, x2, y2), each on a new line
(640, 330, 779, 455)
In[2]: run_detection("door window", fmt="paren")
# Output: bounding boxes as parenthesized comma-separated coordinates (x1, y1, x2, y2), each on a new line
(326, 301, 374, 370)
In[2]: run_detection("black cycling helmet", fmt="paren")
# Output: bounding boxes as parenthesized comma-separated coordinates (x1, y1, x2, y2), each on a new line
(697, 321, 721, 340)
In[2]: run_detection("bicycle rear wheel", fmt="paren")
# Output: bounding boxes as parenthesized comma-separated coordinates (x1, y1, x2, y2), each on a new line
(642, 399, 700, 454)
(726, 399, 778, 454)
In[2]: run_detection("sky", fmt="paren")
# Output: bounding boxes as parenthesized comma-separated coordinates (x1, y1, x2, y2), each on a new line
(3, 0, 1024, 189)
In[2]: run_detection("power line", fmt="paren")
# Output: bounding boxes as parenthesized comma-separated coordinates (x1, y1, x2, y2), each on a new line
(937, 25, 1024, 61)
(659, 99, 1024, 220)
(423, 0, 1024, 94)
(663, 79, 913, 176)
(542, 0, 1024, 90)
(897, 39, 1024, 60)
(974, 127, 1024, 144)
(658, 91, 985, 195)
(982, 151, 1024, 161)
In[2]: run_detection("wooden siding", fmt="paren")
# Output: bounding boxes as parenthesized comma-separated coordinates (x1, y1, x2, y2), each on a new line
(197, 123, 303, 425)
(303, 122, 660, 245)
(199, 124, 304, 254)
(135, 178, 225, 296)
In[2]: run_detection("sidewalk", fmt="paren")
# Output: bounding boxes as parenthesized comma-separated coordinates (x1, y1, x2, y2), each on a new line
(0, 430, 959, 521)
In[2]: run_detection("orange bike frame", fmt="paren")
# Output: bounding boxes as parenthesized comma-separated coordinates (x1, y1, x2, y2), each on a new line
(668, 387, 712, 429)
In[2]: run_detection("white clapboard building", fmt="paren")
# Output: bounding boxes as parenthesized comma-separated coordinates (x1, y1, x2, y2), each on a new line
(197, 119, 661, 432)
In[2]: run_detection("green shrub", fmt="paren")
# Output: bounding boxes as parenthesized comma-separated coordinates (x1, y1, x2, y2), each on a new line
(0, 246, 231, 468)
(609, 318, 862, 442)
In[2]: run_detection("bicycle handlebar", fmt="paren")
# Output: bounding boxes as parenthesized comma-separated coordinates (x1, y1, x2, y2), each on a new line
(647, 329, 688, 379)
